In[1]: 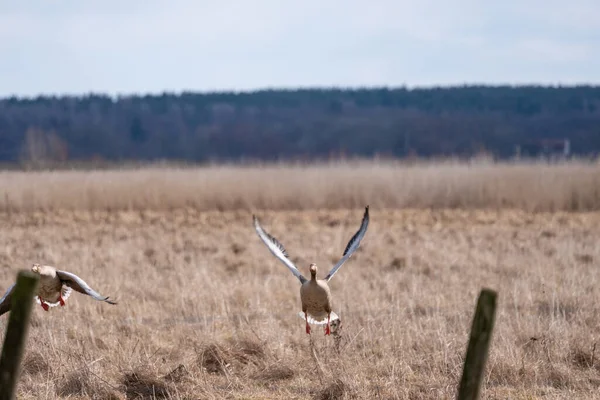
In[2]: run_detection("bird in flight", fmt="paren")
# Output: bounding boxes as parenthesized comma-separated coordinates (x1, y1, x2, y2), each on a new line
(0, 263, 117, 316)
(253, 206, 369, 335)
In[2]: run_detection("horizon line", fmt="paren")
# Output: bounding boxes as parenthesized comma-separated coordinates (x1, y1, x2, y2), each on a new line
(2, 82, 600, 101)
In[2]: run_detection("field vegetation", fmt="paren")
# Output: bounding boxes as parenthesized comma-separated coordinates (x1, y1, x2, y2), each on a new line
(0, 161, 599, 399)
(1, 159, 600, 213)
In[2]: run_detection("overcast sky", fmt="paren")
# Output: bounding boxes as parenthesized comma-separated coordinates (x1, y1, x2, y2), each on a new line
(1, 0, 599, 97)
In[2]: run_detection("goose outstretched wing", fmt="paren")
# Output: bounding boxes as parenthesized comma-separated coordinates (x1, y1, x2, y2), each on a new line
(0, 283, 15, 316)
(56, 270, 117, 304)
(324, 206, 370, 282)
(253, 215, 308, 284)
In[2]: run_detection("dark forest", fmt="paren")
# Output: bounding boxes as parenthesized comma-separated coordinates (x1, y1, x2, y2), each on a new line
(2, 85, 599, 164)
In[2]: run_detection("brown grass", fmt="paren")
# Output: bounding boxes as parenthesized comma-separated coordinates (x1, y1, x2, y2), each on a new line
(1, 204, 600, 399)
(1, 159, 600, 212)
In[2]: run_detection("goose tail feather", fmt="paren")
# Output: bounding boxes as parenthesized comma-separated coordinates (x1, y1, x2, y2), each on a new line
(297, 311, 340, 325)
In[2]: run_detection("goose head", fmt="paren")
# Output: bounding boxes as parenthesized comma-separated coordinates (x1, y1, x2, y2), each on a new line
(31, 263, 55, 277)
(309, 263, 317, 280)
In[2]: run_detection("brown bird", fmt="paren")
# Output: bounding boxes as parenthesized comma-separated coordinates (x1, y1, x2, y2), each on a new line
(0, 263, 117, 316)
(253, 206, 369, 335)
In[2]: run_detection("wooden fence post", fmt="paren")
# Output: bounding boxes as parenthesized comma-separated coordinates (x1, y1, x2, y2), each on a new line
(457, 288, 498, 400)
(0, 270, 40, 399)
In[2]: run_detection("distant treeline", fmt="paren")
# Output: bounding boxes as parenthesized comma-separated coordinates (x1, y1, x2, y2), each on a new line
(1, 85, 600, 164)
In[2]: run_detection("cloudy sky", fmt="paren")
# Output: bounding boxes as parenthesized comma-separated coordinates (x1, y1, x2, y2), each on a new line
(0, 0, 598, 97)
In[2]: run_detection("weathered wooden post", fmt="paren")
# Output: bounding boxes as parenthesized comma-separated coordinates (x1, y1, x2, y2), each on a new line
(0, 270, 39, 399)
(457, 288, 498, 400)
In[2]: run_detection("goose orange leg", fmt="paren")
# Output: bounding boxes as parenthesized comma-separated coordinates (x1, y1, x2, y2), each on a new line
(39, 299, 49, 311)
(324, 314, 331, 336)
(305, 312, 311, 334)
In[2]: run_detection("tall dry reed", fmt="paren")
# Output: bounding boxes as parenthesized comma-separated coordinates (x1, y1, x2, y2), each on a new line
(1, 159, 599, 212)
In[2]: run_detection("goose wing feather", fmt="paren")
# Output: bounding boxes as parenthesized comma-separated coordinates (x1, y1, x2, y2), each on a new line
(56, 270, 117, 304)
(324, 206, 370, 282)
(0, 283, 15, 316)
(253, 215, 308, 284)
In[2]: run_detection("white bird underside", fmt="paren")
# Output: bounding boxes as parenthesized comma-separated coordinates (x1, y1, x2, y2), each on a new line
(34, 285, 72, 307)
(298, 310, 339, 325)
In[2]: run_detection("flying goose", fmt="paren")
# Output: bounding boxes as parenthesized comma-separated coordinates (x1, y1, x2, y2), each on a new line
(0, 263, 117, 316)
(253, 206, 369, 335)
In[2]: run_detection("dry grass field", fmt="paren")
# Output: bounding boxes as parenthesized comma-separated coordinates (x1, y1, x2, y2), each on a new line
(1, 159, 600, 212)
(0, 162, 600, 399)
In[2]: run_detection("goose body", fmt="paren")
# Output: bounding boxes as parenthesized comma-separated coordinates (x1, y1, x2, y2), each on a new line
(253, 206, 369, 335)
(299, 264, 340, 333)
(34, 264, 70, 307)
(300, 276, 332, 323)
